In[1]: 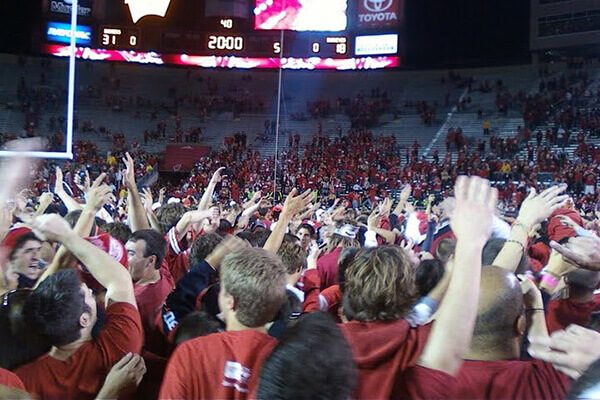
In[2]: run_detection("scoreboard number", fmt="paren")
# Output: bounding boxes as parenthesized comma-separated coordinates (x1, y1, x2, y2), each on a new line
(273, 42, 281, 54)
(336, 43, 347, 54)
(312, 42, 320, 53)
(220, 19, 233, 29)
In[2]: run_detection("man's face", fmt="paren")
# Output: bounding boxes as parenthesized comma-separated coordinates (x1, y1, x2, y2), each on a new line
(125, 239, 151, 283)
(11, 239, 43, 281)
(81, 283, 98, 328)
(297, 228, 312, 249)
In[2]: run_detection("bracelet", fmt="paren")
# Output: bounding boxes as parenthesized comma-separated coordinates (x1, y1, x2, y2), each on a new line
(541, 273, 559, 288)
(512, 220, 532, 232)
(506, 239, 526, 252)
(526, 308, 544, 313)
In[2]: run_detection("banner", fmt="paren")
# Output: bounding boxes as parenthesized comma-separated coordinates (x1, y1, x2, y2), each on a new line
(357, 0, 402, 28)
(162, 145, 211, 172)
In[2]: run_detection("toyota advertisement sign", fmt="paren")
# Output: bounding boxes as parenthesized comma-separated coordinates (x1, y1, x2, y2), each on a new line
(357, 0, 402, 28)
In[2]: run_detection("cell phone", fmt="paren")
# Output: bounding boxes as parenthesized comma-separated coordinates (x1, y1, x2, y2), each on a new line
(318, 241, 328, 250)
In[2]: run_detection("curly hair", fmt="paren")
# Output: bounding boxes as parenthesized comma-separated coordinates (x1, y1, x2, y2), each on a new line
(345, 246, 418, 322)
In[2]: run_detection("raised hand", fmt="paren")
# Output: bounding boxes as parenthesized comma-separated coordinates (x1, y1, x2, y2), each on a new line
(550, 236, 600, 271)
(26, 213, 74, 243)
(529, 325, 600, 379)
(122, 152, 136, 190)
(516, 186, 568, 229)
(85, 175, 114, 213)
(0, 138, 43, 205)
(400, 184, 412, 202)
(54, 166, 65, 194)
(74, 170, 91, 195)
(367, 207, 381, 230)
(210, 167, 226, 184)
(281, 189, 313, 220)
(39, 192, 54, 207)
(140, 188, 154, 213)
(450, 176, 498, 246)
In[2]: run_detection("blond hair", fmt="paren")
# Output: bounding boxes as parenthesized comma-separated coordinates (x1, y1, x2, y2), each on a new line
(221, 248, 287, 327)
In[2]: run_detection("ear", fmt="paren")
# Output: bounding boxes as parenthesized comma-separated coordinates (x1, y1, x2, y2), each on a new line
(148, 254, 158, 269)
(222, 291, 236, 313)
(79, 311, 92, 329)
(514, 313, 526, 337)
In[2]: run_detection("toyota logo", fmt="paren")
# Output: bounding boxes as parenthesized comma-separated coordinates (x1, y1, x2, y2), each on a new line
(364, 0, 393, 12)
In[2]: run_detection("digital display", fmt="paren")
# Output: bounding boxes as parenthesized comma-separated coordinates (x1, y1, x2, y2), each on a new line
(355, 34, 398, 55)
(254, 0, 348, 31)
(39, 0, 404, 70)
(46, 22, 92, 46)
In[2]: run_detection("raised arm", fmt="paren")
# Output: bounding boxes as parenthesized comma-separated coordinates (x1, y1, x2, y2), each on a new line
(54, 166, 82, 212)
(418, 176, 497, 375)
(493, 186, 567, 272)
(518, 275, 549, 342)
(263, 189, 313, 253)
(198, 167, 225, 211)
(140, 187, 162, 233)
(36, 174, 113, 286)
(123, 152, 150, 232)
(29, 214, 136, 307)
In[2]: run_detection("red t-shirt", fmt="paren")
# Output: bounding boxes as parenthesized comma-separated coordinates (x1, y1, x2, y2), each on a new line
(340, 319, 431, 399)
(317, 247, 343, 290)
(0, 367, 25, 390)
(391, 365, 457, 400)
(457, 359, 570, 399)
(159, 330, 277, 399)
(546, 296, 600, 334)
(15, 303, 143, 400)
(135, 266, 175, 354)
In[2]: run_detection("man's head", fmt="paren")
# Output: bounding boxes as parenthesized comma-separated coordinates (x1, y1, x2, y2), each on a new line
(469, 266, 524, 360)
(3, 229, 43, 283)
(26, 269, 97, 347)
(277, 243, 307, 284)
(483, 238, 530, 275)
(126, 230, 166, 283)
(436, 238, 456, 264)
(103, 222, 132, 245)
(258, 312, 356, 400)
(156, 203, 186, 234)
(219, 248, 286, 329)
(189, 233, 223, 268)
(64, 210, 97, 237)
(345, 246, 418, 322)
(296, 224, 315, 250)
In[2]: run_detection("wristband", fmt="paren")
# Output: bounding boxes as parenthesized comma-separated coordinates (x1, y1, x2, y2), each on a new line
(512, 220, 532, 233)
(525, 308, 544, 313)
(506, 239, 525, 252)
(541, 273, 559, 288)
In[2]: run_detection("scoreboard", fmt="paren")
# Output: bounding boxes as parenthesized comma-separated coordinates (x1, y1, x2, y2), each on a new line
(40, 0, 404, 70)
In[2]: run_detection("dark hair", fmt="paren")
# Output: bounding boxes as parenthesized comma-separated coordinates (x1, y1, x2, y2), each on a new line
(252, 229, 272, 248)
(296, 223, 315, 237)
(483, 238, 530, 274)
(189, 233, 223, 267)
(9, 232, 41, 260)
(172, 311, 220, 346)
(0, 289, 50, 369)
(416, 259, 445, 297)
(217, 219, 233, 235)
(258, 312, 356, 400)
(26, 269, 90, 347)
(103, 222, 132, 245)
(338, 247, 360, 294)
(156, 203, 186, 233)
(436, 238, 456, 263)
(283, 233, 300, 244)
(64, 210, 96, 237)
(128, 229, 167, 269)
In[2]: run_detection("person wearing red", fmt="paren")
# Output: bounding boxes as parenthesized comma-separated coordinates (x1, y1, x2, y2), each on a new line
(317, 223, 359, 290)
(545, 269, 600, 334)
(14, 214, 143, 400)
(341, 176, 498, 399)
(456, 266, 570, 399)
(0, 367, 25, 390)
(159, 246, 287, 399)
(126, 229, 174, 353)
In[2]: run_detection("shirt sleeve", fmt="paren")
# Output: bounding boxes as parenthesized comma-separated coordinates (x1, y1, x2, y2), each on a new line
(96, 303, 143, 367)
(161, 260, 217, 336)
(301, 269, 322, 313)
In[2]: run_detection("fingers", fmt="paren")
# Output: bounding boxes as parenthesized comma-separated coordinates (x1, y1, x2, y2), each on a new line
(549, 241, 582, 266)
(113, 352, 134, 370)
(91, 173, 107, 189)
(454, 176, 467, 202)
(526, 187, 536, 199)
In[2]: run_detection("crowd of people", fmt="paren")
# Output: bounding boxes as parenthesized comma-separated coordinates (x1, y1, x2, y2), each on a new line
(3, 136, 600, 400)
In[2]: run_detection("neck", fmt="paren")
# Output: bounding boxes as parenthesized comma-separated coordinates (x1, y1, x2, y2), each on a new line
(49, 332, 92, 361)
(464, 336, 520, 361)
(135, 269, 161, 286)
(226, 318, 267, 334)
